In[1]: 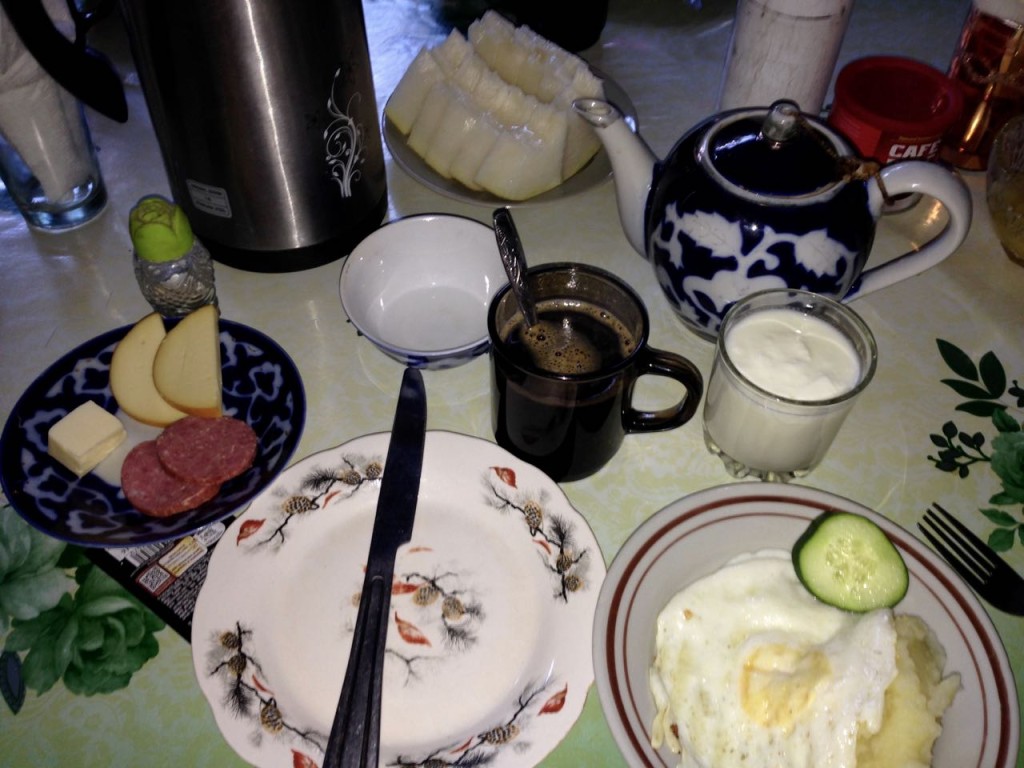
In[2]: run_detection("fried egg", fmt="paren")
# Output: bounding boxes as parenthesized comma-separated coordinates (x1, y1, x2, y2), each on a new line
(650, 549, 898, 768)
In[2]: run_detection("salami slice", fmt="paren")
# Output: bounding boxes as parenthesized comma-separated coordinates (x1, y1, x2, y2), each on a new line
(155, 415, 258, 485)
(121, 440, 220, 517)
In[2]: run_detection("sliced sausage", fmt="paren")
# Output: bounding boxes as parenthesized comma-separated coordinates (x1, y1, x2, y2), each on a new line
(155, 415, 258, 485)
(121, 440, 220, 517)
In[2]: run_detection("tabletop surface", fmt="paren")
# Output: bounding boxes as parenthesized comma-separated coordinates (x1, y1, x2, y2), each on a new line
(1, 0, 1022, 766)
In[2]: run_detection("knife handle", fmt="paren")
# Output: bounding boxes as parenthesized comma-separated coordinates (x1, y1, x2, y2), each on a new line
(322, 570, 392, 768)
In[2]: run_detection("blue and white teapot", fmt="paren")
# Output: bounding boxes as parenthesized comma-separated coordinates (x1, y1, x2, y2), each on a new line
(573, 99, 972, 338)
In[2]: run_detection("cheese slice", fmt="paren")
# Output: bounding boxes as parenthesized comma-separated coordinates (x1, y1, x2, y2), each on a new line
(110, 313, 188, 427)
(48, 401, 127, 477)
(152, 304, 223, 418)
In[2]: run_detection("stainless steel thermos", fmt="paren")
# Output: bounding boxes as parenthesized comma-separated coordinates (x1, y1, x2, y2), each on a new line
(119, 0, 388, 272)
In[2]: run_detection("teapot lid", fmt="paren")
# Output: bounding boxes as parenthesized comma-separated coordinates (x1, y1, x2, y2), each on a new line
(698, 101, 856, 203)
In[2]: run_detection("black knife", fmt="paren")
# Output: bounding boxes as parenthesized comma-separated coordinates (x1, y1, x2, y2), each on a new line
(322, 367, 427, 768)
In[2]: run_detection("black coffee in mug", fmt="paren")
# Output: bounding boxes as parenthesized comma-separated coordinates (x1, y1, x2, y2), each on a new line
(488, 263, 703, 482)
(498, 298, 637, 376)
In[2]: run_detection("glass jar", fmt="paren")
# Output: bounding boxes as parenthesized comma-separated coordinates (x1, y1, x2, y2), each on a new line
(133, 237, 217, 318)
(942, 0, 1024, 170)
(986, 114, 1024, 266)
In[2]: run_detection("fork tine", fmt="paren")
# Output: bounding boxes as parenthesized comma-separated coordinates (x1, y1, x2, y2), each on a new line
(917, 520, 988, 593)
(923, 505, 1024, 616)
(924, 508, 994, 576)
(931, 503, 996, 566)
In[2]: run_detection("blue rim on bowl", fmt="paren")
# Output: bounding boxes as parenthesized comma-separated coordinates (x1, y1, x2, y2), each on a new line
(339, 213, 505, 370)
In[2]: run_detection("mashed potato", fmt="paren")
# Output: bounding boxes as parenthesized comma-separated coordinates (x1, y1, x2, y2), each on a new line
(857, 615, 962, 768)
(650, 549, 959, 768)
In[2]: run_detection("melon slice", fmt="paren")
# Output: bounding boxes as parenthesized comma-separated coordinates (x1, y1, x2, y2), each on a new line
(469, 12, 527, 84)
(423, 84, 487, 178)
(474, 104, 567, 199)
(449, 48, 488, 93)
(110, 313, 188, 427)
(433, 28, 474, 74)
(449, 112, 501, 190)
(407, 80, 449, 157)
(523, 52, 572, 104)
(153, 304, 223, 419)
(385, 47, 444, 134)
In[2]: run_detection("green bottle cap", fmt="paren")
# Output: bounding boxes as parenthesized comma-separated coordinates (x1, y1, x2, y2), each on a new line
(129, 195, 195, 263)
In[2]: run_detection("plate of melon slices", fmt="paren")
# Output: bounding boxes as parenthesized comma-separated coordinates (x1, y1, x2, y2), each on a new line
(383, 10, 636, 205)
(0, 315, 305, 546)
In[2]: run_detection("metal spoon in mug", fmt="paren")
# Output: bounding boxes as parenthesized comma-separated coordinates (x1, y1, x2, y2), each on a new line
(493, 207, 538, 328)
(491, 207, 602, 371)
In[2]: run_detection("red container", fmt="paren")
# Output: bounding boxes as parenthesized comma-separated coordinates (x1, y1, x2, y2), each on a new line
(828, 56, 963, 165)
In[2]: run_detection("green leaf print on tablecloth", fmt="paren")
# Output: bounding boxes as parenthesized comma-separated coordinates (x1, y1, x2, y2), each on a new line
(928, 339, 1024, 551)
(0, 498, 165, 711)
(0, 503, 74, 635)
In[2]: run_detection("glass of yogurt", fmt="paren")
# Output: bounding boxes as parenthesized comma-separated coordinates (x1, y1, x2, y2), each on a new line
(703, 289, 877, 482)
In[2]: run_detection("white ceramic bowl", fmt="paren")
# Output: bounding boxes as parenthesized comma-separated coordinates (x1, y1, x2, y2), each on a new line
(339, 214, 504, 369)
(594, 482, 1019, 768)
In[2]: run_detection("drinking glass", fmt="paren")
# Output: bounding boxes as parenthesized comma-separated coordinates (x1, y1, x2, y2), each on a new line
(703, 290, 877, 482)
(986, 114, 1024, 267)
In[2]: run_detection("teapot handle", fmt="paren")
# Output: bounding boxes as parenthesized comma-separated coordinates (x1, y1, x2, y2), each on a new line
(846, 162, 972, 300)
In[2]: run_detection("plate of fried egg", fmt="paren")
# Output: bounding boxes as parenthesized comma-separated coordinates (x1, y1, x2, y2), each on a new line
(594, 483, 1020, 768)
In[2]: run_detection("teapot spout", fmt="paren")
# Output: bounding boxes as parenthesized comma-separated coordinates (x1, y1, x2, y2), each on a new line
(573, 98, 655, 259)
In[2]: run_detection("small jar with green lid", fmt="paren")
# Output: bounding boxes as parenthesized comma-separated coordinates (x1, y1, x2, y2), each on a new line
(130, 195, 217, 317)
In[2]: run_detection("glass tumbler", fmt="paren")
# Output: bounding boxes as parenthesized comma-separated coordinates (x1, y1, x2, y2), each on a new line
(134, 238, 218, 318)
(703, 290, 877, 482)
(986, 114, 1024, 267)
(0, 94, 107, 231)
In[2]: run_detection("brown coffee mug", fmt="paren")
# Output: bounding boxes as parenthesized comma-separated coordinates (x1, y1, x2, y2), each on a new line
(487, 263, 703, 482)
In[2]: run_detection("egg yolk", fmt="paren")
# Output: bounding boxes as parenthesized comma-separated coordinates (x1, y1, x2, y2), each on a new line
(740, 644, 832, 730)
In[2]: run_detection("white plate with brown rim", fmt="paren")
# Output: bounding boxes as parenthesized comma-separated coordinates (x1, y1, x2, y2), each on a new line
(594, 482, 1020, 768)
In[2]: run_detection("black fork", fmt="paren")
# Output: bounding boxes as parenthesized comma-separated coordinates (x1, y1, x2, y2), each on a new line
(918, 503, 1024, 616)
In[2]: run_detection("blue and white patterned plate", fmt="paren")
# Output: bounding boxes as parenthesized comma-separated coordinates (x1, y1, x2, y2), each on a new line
(0, 319, 305, 547)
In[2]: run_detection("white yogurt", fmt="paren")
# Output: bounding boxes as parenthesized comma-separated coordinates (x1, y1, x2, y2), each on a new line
(725, 308, 861, 400)
(703, 305, 868, 479)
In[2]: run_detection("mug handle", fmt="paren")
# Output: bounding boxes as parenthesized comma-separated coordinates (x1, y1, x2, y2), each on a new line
(846, 161, 972, 300)
(623, 347, 704, 433)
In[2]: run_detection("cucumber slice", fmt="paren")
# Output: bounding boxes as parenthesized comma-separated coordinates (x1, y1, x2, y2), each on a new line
(793, 511, 908, 612)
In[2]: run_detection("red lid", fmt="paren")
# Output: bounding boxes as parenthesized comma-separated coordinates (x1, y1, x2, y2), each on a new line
(832, 56, 963, 137)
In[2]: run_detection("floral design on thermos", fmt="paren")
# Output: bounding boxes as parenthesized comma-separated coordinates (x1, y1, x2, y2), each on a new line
(324, 77, 366, 199)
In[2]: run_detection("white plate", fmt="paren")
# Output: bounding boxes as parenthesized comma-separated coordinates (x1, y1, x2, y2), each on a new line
(594, 483, 1020, 768)
(383, 69, 636, 207)
(193, 430, 605, 768)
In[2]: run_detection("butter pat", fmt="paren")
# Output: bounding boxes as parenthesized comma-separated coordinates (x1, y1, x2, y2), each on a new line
(48, 401, 127, 477)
